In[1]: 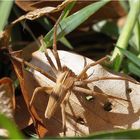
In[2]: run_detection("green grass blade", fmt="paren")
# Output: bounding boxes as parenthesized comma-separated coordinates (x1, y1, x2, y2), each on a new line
(60, 37, 73, 49)
(128, 0, 140, 53)
(119, 0, 129, 12)
(128, 62, 140, 77)
(134, 19, 140, 52)
(93, 20, 119, 38)
(0, 0, 13, 31)
(118, 47, 140, 68)
(45, 129, 140, 139)
(42, 0, 110, 50)
(0, 114, 24, 139)
(38, 1, 76, 50)
(39, 17, 74, 49)
(85, 129, 140, 139)
(61, 1, 76, 20)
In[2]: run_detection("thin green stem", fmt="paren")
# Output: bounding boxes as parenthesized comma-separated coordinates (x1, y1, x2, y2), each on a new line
(111, 0, 140, 71)
(134, 19, 140, 52)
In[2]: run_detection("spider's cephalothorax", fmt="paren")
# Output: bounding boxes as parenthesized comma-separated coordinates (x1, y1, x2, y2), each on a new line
(45, 66, 76, 119)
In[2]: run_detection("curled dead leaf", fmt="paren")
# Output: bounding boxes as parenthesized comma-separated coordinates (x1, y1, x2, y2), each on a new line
(12, 0, 74, 25)
(15, 0, 126, 27)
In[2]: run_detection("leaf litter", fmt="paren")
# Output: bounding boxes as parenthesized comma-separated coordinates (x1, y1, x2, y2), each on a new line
(1, 0, 140, 138)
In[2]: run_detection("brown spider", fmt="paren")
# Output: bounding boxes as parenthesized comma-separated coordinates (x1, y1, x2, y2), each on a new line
(11, 14, 140, 135)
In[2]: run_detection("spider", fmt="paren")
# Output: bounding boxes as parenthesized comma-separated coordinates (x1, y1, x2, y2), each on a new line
(11, 14, 140, 135)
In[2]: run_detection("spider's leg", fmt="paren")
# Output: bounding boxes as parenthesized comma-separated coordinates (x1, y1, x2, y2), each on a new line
(73, 85, 129, 103)
(11, 55, 56, 82)
(39, 37, 58, 74)
(77, 56, 108, 80)
(29, 86, 52, 107)
(52, 13, 63, 71)
(61, 91, 71, 136)
(45, 49, 57, 74)
(75, 76, 140, 86)
(73, 86, 93, 95)
(73, 85, 111, 98)
(61, 103, 66, 136)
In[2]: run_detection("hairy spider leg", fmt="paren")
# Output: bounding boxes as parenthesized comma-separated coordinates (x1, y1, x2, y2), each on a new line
(77, 56, 108, 80)
(45, 49, 58, 74)
(11, 55, 56, 82)
(61, 91, 71, 136)
(75, 76, 140, 86)
(52, 13, 64, 71)
(39, 37, 58, 74)
(29, 86, 53, 107)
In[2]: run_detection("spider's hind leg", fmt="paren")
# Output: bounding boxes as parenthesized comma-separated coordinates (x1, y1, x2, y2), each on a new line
(60, 91, 71, 136)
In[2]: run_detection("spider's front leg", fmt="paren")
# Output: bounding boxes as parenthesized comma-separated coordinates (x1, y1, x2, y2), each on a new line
(77, 56, 108, 79)
(29, 86, 53, 108)
(40, 37, 57, 74)
(51, 13, 63, 71)
(11, 55, 56, 82)
(76, 55, 140, 86)
(72, 56, 108, 97)
(43, 12, 63, 73)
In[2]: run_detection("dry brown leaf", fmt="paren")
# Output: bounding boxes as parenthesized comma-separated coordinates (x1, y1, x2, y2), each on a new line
(12, 0, 74, 25)
(0, 0, 73, 50)
(10, 51, 48, 138)
(15, 95, 32, 130)
(0, 27, 12, 49)
(15, 0, 126, 26)
(12, 49, 140, 137)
